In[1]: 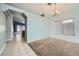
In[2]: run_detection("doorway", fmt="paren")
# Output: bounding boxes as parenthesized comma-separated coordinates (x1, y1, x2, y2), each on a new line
(13, 15, 26, 42)
(4, 9, 27, 43)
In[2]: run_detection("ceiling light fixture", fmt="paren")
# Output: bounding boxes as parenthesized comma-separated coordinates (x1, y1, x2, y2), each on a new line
(48, 3, 60, 17)
(48, 3, 52, 6)
(52, 3, 60, 16)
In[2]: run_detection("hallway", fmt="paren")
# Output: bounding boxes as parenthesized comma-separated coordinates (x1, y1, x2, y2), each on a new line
(1, 39, 36, 56)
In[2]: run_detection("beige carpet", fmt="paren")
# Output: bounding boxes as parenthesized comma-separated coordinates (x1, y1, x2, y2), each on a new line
(28, 37, 79, 56)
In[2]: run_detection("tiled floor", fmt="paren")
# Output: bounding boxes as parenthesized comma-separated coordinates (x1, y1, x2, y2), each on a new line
(1, 39, 36, 56)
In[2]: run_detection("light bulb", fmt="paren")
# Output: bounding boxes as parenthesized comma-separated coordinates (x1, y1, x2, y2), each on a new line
(51, 10, 60, 16)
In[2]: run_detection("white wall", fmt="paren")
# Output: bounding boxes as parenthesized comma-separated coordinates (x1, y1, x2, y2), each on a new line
(0, 6, 6, 51)
(49, 3, 79, 43)
(6, 15, 13, 40)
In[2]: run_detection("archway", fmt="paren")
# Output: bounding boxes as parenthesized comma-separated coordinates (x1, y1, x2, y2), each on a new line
(3, 9, 27, 42)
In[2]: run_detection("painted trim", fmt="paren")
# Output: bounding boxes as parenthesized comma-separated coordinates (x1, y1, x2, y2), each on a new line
(0, 43, 6, 55)
(27, 37, 49, 43)
(48, 35, 78, 43)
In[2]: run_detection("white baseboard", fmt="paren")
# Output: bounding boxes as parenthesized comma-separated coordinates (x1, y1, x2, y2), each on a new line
(0, 43, 6, 55)
(27, 37, 49, 43)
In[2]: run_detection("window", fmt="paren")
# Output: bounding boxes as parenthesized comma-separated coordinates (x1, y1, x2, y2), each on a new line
(53, 19, 75, 36)
(62, 19, 75, 36)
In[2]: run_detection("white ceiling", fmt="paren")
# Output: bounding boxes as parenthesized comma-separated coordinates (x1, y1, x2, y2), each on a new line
(6, 3, 76, 18)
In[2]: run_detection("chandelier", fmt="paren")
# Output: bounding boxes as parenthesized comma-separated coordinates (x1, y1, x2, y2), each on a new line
(48, 3, 60, 17)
